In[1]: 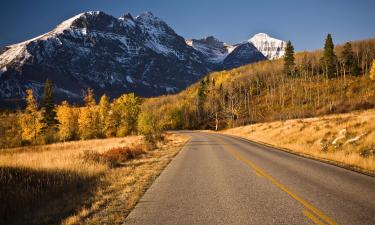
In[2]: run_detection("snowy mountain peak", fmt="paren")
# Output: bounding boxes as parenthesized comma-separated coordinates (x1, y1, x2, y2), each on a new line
(251, 33, 270, 39)
(249, 33, 286, 60)
(135, 11, 161, 23)
(119, 12, 134, 20)
(187, 36, 231, 63)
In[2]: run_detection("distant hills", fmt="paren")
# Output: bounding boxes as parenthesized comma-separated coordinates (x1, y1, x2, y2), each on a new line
(0, 11, 286, 106)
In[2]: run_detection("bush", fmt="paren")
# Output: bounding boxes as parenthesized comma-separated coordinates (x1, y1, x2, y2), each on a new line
(100, 145, 147, 167)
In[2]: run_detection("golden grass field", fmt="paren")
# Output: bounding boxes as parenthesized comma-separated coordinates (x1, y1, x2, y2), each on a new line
(223, 109, 375, 175)
(0, 133, 189, 225)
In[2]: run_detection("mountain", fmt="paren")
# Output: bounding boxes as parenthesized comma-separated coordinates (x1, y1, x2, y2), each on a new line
(185, 36, 235, 63)
(187, 33, 286, 67)
(0, 11, 286, 107)
(249, 33, 286, 60)
(222, 42, 267, 69)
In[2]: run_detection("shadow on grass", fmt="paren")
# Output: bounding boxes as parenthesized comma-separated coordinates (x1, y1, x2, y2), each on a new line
(0, 167, 100, 225)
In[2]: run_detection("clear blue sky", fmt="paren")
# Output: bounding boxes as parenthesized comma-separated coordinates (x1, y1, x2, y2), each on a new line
(0, 0, 374, 51)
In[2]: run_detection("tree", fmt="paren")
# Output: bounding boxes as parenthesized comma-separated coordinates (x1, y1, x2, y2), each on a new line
(57, 101, 78, 141)
(19, 89, 43, 144)
(98, 94, 111, 136)
(340, 42, 360, 76)
(84, 88, 96, 107)
(78, 88, 100, 139)
(370, 59, 375, 81)
(322, 34, 337, 78)
(113, 93, 141, 136)
(41, 79, 59, 126)
(197, 77, 208, 123)
(283, 40, 295, 76)
(40, 79, 59, 143)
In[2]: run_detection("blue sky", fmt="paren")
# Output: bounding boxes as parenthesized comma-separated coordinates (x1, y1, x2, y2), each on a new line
(0, 0, 374, 51)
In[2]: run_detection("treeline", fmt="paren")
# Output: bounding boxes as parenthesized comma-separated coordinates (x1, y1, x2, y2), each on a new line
(1, 35, 375, 148)
(0, 80, 156, 148)
(141, 35, 375, 130)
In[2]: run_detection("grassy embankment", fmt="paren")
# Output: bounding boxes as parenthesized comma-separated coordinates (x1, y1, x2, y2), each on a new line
(0, 133, 189, 225)
(223, 109, 375, 175)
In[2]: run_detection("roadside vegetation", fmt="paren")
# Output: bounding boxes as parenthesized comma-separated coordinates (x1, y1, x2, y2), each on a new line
(222, 109, 375, 174)
(141, 36, 375, 130)
(0, 133, 188, 224)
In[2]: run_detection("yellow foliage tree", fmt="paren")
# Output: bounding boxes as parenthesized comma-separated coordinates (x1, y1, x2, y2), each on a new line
(98, 94, 110, 136)
(370, 59, 375, 81)
(19, 89, 43, 144)
(56, 101, 78, 141)
(78, 88, 100, 139)
(113, 93, 141, 136)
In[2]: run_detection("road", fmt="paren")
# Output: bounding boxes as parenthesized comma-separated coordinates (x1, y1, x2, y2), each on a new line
(124, 131, 375, 225)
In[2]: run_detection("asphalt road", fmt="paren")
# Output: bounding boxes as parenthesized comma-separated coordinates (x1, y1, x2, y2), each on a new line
(124, 131, 375, 225)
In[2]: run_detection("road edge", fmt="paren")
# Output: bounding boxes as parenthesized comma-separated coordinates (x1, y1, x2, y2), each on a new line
(207, 131, 375, 178)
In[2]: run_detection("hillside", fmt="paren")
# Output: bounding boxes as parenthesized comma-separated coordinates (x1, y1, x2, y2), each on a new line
(222, 109, 375, 175)
(140, 37, 375, 130)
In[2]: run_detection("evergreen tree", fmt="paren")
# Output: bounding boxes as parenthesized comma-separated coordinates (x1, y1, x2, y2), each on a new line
(20, 89, 43, 144)
(41, 79, 59, 128)
(370, 59, 375, 81)
(283, 40, 295, 76)
(322, 34, 337, 78)
(341, 42, 354, 70)
(197, 77, 208, 122)
(340, 42, 360, 76)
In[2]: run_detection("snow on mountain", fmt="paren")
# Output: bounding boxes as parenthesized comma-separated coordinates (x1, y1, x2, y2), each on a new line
(249, 33, 286, 60)
(0, 10, 285, 107)
(186, 36, 234, 63)
(0, 11, 210, 106)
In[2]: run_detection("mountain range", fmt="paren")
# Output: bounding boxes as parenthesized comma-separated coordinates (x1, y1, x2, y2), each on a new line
(0, 11, 286, 107)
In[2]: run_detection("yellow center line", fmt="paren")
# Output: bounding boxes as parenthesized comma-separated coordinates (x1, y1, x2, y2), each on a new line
(225, 147, 339, 225)
(303, 210, 326, 225)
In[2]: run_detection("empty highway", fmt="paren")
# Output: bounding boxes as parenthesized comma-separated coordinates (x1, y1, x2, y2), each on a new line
(124, 131, 375, 225)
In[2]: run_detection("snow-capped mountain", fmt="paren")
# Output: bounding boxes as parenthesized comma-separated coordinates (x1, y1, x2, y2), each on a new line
(186, 36, 234, 63)
(0, 11, 210, 105)
(249, 33, 286, 60)
(0, 11, 286, 107)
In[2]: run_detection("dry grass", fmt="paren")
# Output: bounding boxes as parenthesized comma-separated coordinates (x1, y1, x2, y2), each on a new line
(0, 133, 189, 225)
(223, 109, 375, 175)
(62, 133, 189, 225)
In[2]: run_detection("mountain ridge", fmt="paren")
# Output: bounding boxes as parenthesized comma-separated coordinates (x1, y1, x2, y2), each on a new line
(0, 11, 286, 107)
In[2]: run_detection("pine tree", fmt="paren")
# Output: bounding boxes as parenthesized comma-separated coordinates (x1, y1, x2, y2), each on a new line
(41, 79, 58, 126)
(283, 40, 295, 76)
(340, 42, 360, 76)
(341, 42, 354, 70)
(40, 79, 59, 143)
(20, 89, 43, 144)
(370, 59, 375, 81)
(322, 34, 337, 78)
(197, 78, 208, 122)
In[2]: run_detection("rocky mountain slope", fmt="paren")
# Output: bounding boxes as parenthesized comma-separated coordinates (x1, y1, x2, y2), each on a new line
(0, 11, 286, 106)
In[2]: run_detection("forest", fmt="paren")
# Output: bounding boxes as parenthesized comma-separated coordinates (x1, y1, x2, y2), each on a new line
(1, 34, 375, 148)
(141, 35, 375, 130)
